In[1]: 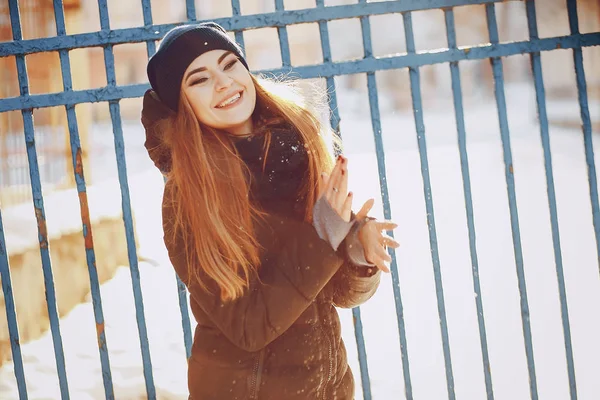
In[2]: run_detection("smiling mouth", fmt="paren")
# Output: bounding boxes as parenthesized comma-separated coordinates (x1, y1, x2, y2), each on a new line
(216, 92, 243, 109)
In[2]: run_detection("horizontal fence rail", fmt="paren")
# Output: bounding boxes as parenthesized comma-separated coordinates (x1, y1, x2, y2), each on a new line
(0, 0, 506, 57)
(0, 33, 598, 113)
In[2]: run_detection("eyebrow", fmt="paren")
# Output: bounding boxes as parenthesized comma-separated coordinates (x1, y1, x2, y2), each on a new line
(184, 51, 234, 82)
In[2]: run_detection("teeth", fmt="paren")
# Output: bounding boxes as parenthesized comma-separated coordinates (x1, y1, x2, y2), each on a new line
(217, 93, 241, 108)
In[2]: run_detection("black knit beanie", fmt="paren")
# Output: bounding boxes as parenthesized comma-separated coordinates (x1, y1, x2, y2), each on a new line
(147, 22, 249, 111)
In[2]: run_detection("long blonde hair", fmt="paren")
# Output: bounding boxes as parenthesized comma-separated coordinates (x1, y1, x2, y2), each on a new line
(161, 75, 336, 301)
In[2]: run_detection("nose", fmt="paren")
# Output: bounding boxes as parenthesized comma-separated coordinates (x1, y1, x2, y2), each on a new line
(214, 70, 233, 91)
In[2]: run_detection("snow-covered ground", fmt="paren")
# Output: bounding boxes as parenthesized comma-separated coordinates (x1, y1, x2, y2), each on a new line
(1, 82, 599, 399)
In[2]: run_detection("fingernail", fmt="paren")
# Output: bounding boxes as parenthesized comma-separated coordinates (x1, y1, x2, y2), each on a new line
(341, 169, 345, 175)
(348, 192, 353, 197)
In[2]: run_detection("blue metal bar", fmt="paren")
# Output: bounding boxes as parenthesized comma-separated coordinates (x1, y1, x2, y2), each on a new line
(52, 1, 115, 398)
(144, 10, 193, 360)
(166, 0, 196, 364)
(0, 210, 28, 399)
(315, 0, 341, 135)
(355, 1, 414, 397)
(185, 0, 196, 22)
(8, 1, 70, 398)
(176, 275, 193, 359)
(364, 62, 415, 400)
(97, 1, 156, 398)
(350, 4, 379, 399)
(230, 0, 245, 53)
(140, 0, 156, 58)
(566, 0, 600, 271)
(443, 8, 494, 400)
(0, 0, 507, 57)
(403, 10, 455, 400)
(525, 2, 577, 398)
(151, 139, 192, 366)
(159, 177, 192, 360)
(109, 101, 157, 398)
(274, 0, 291, 68)
(352, 308, 372, 400)
(485, 4, 538, 399)
(3, 32, 599, 113)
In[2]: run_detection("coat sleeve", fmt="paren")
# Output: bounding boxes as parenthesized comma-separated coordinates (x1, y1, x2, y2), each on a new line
(329, 261, 381, 309)
(141, 89, 174, 174)
(162, 183, 345, 353)
(328, 218, 382, 309)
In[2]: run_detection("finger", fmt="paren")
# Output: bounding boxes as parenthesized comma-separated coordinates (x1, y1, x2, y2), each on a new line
(330, 156, 347, 208)
(380, 235, 400, 249)
(319, 173, 330, 197)
(373, 245, 392, 263)
(341, 192, 353, 222)
(338, 157, 348, 202)
(355, 199, 375, 221)
(371, 256, 390, 273)
(325, 157, 343, 202)
(375, 221, 398, 232)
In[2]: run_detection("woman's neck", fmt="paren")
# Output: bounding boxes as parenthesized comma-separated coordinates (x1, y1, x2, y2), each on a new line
(226, 118, 254, 139)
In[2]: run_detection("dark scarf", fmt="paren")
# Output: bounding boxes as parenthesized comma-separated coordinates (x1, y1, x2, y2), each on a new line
(234, 126, 309, 219)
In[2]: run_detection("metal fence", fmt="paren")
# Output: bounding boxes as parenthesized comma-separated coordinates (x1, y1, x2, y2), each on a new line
(0, 0, 599, 399)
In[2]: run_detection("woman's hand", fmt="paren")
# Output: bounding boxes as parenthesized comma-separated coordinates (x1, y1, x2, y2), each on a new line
(355, 197, 400, 273)
(320, 155, 400, 272)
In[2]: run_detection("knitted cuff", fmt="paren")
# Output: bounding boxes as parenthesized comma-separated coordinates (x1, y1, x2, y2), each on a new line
(312, 196, 355, 251)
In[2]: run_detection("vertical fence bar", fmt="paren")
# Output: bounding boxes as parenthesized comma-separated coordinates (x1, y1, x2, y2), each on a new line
(525, 2, 578, 399)
(0, 210, 27, 398)
(140, 0, 156, 58)
(274, 0, 291, 69)
(7, 1, 71, 398)
(314, 0, 341, 139)
(138, 0, 193, 360)
(353, 3, 383, 398)
(484, 4, 538, 399)
(566, 0, 600, 270)
(230, 0, 245, 52)
(340, 0, 413, 400)
(402, 10, 456, 400)
(443, 8, 494, 400)
(176, 276, 193, 359)
(185, 0, 196, 22)
(52, 0, 115, 398)
(96, 1, 156, 397)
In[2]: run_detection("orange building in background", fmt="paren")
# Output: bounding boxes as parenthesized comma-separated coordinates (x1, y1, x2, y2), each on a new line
(0, 0, 90, 206)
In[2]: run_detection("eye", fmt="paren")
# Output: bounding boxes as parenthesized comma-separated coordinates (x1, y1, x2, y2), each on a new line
(224, 59, 238, 70)
(190, 77, 208, 86)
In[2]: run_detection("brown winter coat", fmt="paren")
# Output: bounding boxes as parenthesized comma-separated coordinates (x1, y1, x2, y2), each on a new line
(142, 89, 381, 399)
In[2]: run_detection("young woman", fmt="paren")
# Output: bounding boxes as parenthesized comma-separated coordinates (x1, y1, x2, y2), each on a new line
(141, 22, 399, 400)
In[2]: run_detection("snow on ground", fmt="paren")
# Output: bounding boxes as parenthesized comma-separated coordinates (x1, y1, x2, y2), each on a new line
(1, 83, 599, 399)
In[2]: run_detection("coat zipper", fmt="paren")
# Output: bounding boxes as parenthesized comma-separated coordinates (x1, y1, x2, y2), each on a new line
(314, 298, 334, 400)
(320, 324, 334, 400)
(250, 349, 265, 399)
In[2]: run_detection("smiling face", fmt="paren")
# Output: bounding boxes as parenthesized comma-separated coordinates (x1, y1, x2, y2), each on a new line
(181, 49, 257, 137)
